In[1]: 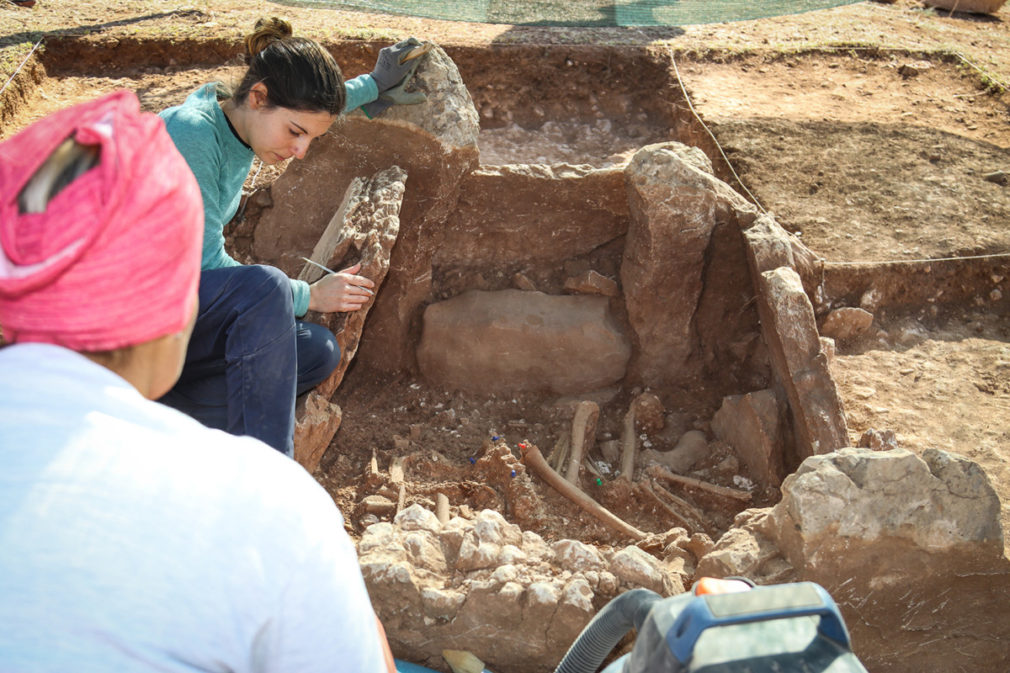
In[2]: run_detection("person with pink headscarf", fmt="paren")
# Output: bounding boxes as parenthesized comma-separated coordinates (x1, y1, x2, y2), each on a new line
(0, 91, 394, 673)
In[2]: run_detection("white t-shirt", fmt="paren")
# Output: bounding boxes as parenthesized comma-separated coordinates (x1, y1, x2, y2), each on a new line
(0, 343, 385, 673)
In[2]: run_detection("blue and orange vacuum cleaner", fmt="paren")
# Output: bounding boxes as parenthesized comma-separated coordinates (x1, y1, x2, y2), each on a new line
(557, 578, 868, 673)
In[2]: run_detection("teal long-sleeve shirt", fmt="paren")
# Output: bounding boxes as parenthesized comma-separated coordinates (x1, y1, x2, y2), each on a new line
(159, 76, 377, 317)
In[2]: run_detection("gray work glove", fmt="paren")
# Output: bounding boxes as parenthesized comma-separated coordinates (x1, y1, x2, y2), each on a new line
(362, 37, 430, 118)
(369, 37, 425, 92)
(361, 71, 427, 118)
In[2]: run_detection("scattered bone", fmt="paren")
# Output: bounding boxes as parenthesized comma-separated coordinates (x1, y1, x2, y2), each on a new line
(396, 483, 407, 516)
(550, 432, 570, 473)
(599, 438, 620, 464)
(638, 479, 697, 533)
(443, 649, 486, 673)
(647, 479, 710, 535)
(436, 493, 450, 524)
(566, 401, 599, 485)
(521, 442, 647, 541)
(619, 406, 636, 481)
(639, 429, 708, 474)
(390, 456, 406, 484)
(647, 464, 753, 503)
(362, 494, 397, 516)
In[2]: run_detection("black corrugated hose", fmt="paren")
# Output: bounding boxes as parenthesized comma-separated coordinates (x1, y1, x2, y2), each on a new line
(554, 588, 663, 673)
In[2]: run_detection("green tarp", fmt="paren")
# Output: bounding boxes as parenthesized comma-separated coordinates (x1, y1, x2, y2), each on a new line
(271, 0, 864, 26)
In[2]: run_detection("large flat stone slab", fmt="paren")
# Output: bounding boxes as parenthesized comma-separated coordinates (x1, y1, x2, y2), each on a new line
(417, 289, 630, 394)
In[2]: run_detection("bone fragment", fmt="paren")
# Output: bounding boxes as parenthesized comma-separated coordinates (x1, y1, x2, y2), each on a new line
(436, 492, 450, 524)
(390, 456, 405, 484)
(565, 400, 599, 485)
(550, 432, 570, 473)
(649, 479, 709, 534)
(521, 442, 646, 541)
(638, 479, 696, 533)
(443, 649, 486, 673)
(396, 483, 406, 516)
(646, 464, 752, 502)
(619, 406, 636, 481)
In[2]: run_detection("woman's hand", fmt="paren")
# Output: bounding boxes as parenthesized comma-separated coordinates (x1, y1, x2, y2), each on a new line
(307, 263, 375, 313)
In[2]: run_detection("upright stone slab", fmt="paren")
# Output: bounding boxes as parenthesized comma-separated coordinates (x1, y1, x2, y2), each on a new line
(437, 164, 628, 268)
(417, 289, 631, 395)
(252, 44, 479, 374)
(622, 142, 756, 387)
(757, 267, 848, 459)
(299, 166, 407, 399)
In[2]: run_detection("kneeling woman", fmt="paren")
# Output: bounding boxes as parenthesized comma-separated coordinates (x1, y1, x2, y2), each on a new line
(159, 18, 421, 455)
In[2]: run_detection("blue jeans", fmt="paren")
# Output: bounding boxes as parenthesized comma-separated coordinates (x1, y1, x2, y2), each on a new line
(159, 265, 340, 457)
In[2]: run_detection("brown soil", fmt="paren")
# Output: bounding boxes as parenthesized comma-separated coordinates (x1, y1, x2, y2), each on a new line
(2, 0, 1009, 668)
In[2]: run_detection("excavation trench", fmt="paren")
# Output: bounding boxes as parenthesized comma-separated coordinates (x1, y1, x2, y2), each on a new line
(4, 35, 1009, 673)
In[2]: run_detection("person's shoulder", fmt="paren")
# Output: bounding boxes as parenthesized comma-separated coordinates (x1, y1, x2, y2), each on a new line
(159, 83, 222, 135)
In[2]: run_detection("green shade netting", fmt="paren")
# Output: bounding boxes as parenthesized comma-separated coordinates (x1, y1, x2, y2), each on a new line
(270, 0, 864, 26)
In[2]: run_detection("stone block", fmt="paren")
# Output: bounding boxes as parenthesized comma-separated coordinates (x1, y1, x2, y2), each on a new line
(417, 289, 630, 395)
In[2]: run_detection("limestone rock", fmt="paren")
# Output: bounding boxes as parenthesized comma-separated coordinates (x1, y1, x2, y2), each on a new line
(858, 427, 899, 451)
(417, 290, 631, 394)
(820, 306, 874, 341)
(608, 545, 680, 595)
(552, 539, 606, 572)
(439, 164, 627, 268)
(741, 212, 821, 294)
(299, 165, 406, 400)
(357, 503, 687, 673)
(757, 267, 848, 460)
(622, 142, 757, 386)
(631, 392, 665, 434)
(697, 447, 1010, 673)
(711, 389, 785, 487)
(292, 390, 341, 473)
(773, 448, 1003, 561)
(370, 44, 480, 151)
(563, 270, 620, 297)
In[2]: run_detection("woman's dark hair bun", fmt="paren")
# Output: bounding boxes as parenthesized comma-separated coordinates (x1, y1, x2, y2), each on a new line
(244, 17, 294, 65)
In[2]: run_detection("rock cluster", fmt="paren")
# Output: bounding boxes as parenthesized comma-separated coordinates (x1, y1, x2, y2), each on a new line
(695, 447, 1010, 672)
(359, 505, 690, 673)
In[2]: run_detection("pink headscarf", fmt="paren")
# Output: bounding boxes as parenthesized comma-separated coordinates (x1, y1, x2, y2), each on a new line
(0, 90, 203, 351)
